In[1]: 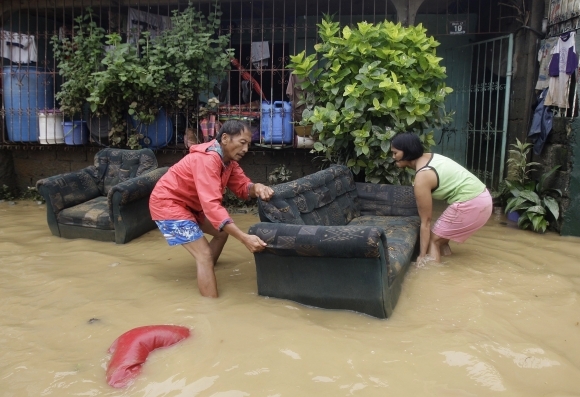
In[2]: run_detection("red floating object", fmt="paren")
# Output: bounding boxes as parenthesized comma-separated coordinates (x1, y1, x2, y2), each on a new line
(106, 325, 191, 388)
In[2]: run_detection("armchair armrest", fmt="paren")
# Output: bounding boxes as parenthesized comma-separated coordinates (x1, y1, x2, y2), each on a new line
(108, 167, 168, 244)
(107, 167, 169, 209)
(248, 222, 387, 258)
(36, 168, 101, 215)
(355, 182, 418, 217)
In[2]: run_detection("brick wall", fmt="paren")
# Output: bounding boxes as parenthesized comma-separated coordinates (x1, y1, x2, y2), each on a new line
(8, 147, 322, 192)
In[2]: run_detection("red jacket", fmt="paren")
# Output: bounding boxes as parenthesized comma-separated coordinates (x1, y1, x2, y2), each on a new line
(149, 140, 252, 230)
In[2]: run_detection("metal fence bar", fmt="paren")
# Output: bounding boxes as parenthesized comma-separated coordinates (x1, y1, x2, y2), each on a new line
(0, 0, 527, 151)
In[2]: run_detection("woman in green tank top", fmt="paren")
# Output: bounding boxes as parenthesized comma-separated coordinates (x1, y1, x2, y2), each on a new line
(391, 133, 492, 265)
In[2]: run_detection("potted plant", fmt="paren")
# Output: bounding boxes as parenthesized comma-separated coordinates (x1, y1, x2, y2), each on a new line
(142, 2, 232, 136)
(287, 15, 453, 184)
(503, 138, 562, 233)
(54, 2, 232, 149)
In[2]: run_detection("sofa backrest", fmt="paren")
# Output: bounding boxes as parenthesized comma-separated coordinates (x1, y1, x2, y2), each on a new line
(258, 165, 360, 226)
(85, 148, 158, 195)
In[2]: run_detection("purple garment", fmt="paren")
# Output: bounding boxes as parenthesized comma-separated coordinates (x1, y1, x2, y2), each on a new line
(548, 32, 578, 77)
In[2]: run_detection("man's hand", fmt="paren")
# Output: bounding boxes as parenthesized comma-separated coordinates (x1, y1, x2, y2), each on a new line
(243, 233, 268, 253)
(252, 183, 274, 201)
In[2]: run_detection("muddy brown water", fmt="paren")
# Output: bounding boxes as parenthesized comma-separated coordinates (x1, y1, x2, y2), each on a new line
(1, 200, 579, 396)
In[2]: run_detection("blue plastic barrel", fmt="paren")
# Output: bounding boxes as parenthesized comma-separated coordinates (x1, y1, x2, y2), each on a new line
(131, 108, 174, 149)
(261, 101, 293, 144)
(62, 121, 89, 145)
(2, 66, 55, 142)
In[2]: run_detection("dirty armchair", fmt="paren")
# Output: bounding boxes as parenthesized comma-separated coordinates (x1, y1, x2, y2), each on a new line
(36, 148, 168, 244)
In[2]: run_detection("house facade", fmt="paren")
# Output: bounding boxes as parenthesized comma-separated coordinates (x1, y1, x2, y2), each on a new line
(1, 0, 579, 235)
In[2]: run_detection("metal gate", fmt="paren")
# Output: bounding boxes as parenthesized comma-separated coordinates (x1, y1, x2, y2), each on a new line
(433, 34, 513, 189)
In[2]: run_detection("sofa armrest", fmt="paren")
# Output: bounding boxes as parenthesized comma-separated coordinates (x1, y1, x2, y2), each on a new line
(36, 169, 101, 215)
(355, 182, 418, 217)
(107, 167, 169, 209)
(248, 222, 388, 258)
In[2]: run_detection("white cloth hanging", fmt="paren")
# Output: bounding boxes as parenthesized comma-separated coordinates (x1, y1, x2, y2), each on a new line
(251, 41, 270, 69)
(544, 31, 578, 108)
(535, 37, 558, 90)
(0, 30, 38, 64)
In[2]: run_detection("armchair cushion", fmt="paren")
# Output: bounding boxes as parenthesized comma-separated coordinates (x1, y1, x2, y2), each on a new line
(348, 215, 420, 277)
(90, 148, 158, 195)
(259, 164, 359, 226)
(58, 196, 113, 230)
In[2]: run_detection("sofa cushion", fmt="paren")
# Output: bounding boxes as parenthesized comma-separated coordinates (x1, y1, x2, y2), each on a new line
(356, 182, 418, 217)
(57, 196, 114, 230)
(348, 215, 420, 276)
(260, 165, 360, 226)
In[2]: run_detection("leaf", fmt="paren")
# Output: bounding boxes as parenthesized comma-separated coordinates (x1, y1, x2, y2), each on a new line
(526, 205, 545, 215)
(518, 190, 541, 205)
(543, 196, 560, 221)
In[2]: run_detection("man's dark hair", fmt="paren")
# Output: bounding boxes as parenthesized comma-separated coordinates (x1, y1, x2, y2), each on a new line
(391, 132, 424, 161)
(216, 120, 250, 142)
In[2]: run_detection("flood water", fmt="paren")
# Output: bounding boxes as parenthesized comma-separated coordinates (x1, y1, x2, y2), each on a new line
(1, 200, 579, 397)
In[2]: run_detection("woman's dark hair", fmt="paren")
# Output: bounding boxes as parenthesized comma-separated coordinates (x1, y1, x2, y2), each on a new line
(391, 132, 424, 161)
(216, 119, 251, 142)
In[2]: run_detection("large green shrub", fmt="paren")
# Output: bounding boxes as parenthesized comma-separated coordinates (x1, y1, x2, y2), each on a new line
(288, 16, 453, 184)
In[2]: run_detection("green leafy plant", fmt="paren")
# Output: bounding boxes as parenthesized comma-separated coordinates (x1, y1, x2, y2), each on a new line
(52, 9, 106, 117)
(503, 139, 561, 233)
(143, 2, 232, 117)
(288, 15, 453, 184)
(0, 184, 16, 201)
(20, 186, 45, 203)
(268, 165, 293, 185)
(86, 32, 161, 147)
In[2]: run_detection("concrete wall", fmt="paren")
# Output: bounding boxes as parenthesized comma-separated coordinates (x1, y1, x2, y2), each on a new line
(550, 118, 580, 236)
(8, 147, 322, 192)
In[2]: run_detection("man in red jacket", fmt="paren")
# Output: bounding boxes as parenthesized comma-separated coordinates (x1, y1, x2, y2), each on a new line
(150, 120, 274, 297)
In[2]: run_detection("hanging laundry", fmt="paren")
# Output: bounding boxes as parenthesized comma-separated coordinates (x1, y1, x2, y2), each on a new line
(250, 41, 270, 69)
(0, 30, 38, 64)
(535, 37, 559, 90)
(528, 88, 553, 155)
(544, 31, 578, 109)
(127, 8, 171, 45)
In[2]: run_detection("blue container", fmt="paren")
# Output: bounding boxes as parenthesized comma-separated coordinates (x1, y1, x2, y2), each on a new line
(261, 101, 293, 144)
(131, 108, 174, 149)
(62, 121, 89, 145)
(2, 66, 55, 142)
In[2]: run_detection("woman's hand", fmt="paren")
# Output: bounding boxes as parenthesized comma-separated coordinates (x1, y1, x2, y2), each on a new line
(251, 183, 274, 201)
(242, 233, 268, 253)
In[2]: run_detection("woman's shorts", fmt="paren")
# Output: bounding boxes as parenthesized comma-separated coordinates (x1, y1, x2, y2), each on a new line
(155, 220, 205, 246)
(432, 189, 493, 243)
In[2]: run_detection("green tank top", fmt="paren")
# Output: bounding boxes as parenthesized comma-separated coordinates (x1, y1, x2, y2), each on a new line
(417, 153, 486, 204)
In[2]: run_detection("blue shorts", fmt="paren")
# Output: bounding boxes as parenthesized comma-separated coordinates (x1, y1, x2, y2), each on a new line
(155, 220, 205, 246)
